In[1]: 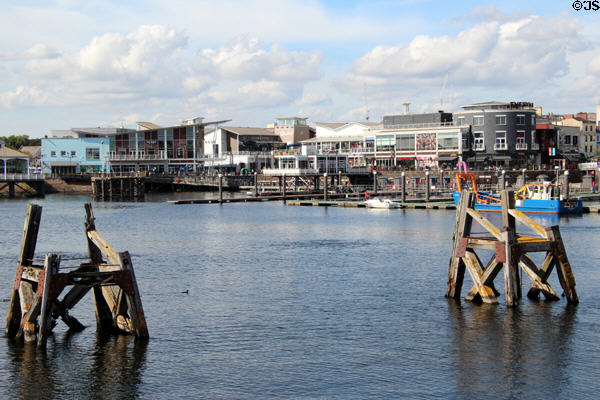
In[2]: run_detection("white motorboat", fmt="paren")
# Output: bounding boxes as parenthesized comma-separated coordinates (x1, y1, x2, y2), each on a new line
(364, 198, 403, 209)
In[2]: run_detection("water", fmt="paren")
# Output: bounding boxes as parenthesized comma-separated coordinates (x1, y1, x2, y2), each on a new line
(0, 194, 599, 399)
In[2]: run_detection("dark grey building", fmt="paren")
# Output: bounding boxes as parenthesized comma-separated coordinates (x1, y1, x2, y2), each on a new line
(454, 101, 537, 168)
(383, 111, 453, 128)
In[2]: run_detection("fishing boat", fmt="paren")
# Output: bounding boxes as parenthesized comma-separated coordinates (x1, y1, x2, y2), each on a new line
(452, 173, 583, 214)
(364, 198, 403, 209)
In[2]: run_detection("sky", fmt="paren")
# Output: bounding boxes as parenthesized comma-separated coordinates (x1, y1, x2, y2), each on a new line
(1, 0, 599, 137)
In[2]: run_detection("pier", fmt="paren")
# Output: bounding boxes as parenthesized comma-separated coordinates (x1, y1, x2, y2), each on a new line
(0, 174, 45, 198)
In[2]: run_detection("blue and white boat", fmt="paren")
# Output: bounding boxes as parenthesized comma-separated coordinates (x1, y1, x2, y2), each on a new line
(452, 173, 583, 215)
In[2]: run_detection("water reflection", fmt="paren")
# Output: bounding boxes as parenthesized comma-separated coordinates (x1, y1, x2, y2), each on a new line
(447, 301, 576, 398)
(5, 333, 147, 400)
(90, 334, 148, 400)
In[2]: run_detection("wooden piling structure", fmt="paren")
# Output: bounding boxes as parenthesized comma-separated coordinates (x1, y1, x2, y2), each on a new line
(5, 203, 149, 347)
(445, 190, 578, 306)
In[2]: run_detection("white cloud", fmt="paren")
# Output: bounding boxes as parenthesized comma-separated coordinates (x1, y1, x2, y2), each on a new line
(295, 92, 331, 107)
(341, 12, 585, 109)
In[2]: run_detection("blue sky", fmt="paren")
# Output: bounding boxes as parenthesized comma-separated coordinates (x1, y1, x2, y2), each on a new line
(1, 0, 599, 137)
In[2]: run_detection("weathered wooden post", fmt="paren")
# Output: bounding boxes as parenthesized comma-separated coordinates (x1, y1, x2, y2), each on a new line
(401, 172, 406, 203)
(254, 172, 258, 196)
(6, 203, 149, 346)
(562, 170, 570, 199)
(425, 171, 430, 202)
(498, 170, 505, 191)
(324, 173, 328, 201)
(282, 173, 287, 202)
(373, 171, 377, 194)
(501, 190, 520, 306)
(6, 203, 42, 338)
(445, 189, 578, 306)
(218, 173, 223, 204)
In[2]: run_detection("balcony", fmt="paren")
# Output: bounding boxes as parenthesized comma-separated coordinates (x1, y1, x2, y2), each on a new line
(473, 143, 485, 151)
(109, 151, 168, 161)
(531, 143, 540, 151)
(494, 143, 508, 151)
(515, 143, 528, 151)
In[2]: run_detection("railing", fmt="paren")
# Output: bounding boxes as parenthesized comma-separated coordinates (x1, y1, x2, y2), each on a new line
(531, 143, 540, 150)
(515, 143, 528, 151)
(0, 173, 45, 181)
(474, 144, 485, 151)
(109, 151, 168, 160)
(262, 168, 319, 176)
(494, 143, 508, 151)
(377, 121, 455, 130)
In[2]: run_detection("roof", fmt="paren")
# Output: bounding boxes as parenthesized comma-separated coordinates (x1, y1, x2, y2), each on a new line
(137, 121, 163, 130)
(19, 146, 41, 156)
(0, 147, 29, 158)
(316, 122, 346, 130)
(316, 121, 381, 130)
(221, 126, 278, 136)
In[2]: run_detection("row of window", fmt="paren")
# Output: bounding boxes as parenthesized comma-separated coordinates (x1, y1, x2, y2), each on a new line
(49, 148, 100, 160)
(458, 114, 535, 126)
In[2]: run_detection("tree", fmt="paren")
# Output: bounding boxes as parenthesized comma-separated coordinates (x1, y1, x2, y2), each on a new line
(0, 135, 41, 149)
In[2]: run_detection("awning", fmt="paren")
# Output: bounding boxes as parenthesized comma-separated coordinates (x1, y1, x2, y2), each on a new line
(492, 156, 511, 161)
(50, 161, 77, 166)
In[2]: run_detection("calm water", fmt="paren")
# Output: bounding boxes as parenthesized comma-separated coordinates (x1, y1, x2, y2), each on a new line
(0, 194, 599, 399)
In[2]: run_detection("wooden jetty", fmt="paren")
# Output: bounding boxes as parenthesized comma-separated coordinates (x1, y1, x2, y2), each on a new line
(5, 203, 148, 347)
(0, 175, 45, 198)
(446, 190, 578, 306)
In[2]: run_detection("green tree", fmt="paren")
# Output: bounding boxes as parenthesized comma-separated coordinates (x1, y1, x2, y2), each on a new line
(0, 135, 41, 149)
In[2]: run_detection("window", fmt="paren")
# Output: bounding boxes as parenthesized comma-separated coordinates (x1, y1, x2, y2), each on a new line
(50, 151, 56, 157)
(474, 132, 484, 151)
(457, 116, 465, 126)
(176, 148, 185, 158)
(516, 131, 527, 150)
(573, 136, 578, 145)
(60, 150, 67, 157)
(564, 136, 571, 145)
(86, 147, 100, 160)
(473, 116, 484, 126)
(495, 115, 507, 125)
(396, 133, 415, 151)
(516, 115, 525, 125)
(70, 150, 76, 157)
(494, 131, 507, 150)
(437, 132, 459, 150)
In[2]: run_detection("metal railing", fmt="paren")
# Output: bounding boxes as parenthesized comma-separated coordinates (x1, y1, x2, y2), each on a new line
(515, 143, 528, 151)
(473, 144, 485, 151)
(494, 143, 508, 151)
(0, 173, 45, 181)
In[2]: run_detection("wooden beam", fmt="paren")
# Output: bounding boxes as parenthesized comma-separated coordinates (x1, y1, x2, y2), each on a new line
(509, 208, 548, 239)
(467, 208, 502, 240)
(6, 203, 42, 338)
(519, 254, 559, 301)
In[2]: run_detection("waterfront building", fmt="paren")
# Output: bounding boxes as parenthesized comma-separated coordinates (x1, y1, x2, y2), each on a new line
(0, 146, 29, 177)
(45, 118, 228, 174)
(19, 145, 42, 171)
(369, 111, 466, 169)
(555, 114, 596, 157)
(202, 126, 285, 172)
(453, 101, 538, 168)
(202, 117, 314, 173)
(41, 137, 108, 174)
